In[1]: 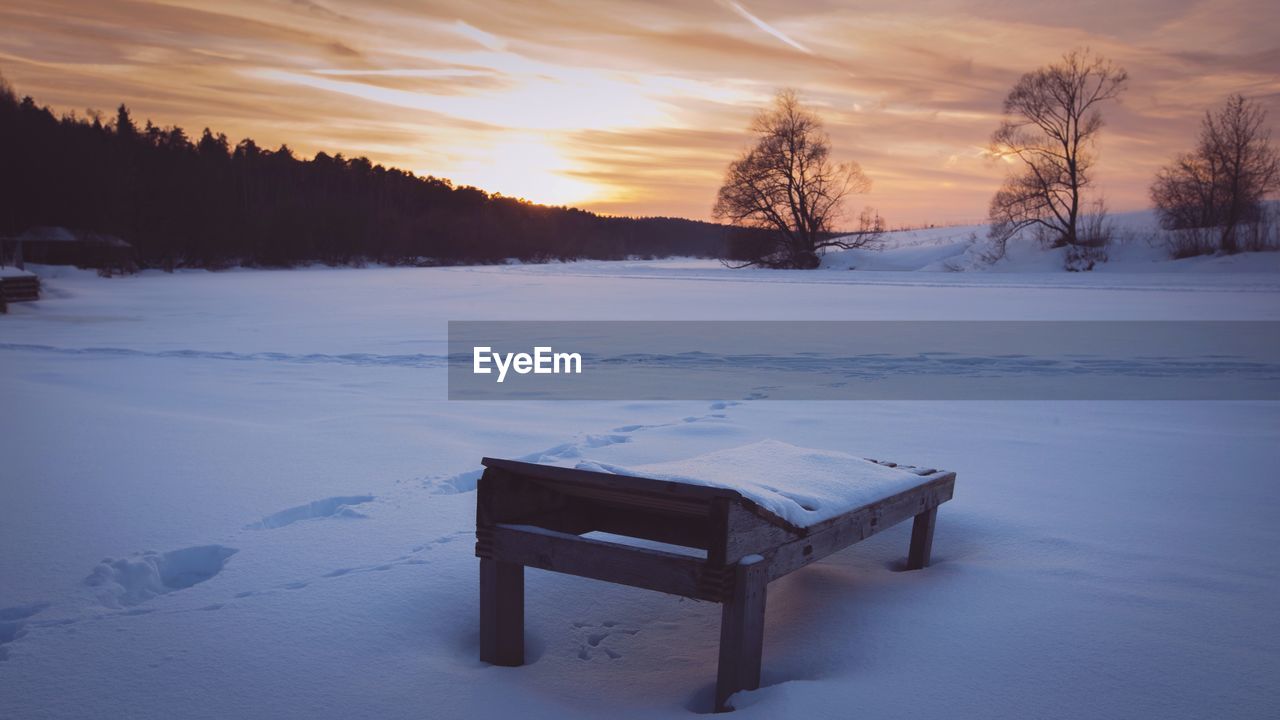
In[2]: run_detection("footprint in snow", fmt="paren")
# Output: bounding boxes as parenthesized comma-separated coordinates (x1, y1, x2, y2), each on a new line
(0, 602, 51, 661)
(85, 545, 238, 609)
(423, 434, 633, 495)
(245, 495, 375, 530)
(571, 621, 639, 661)
(322, 533, 467, 579)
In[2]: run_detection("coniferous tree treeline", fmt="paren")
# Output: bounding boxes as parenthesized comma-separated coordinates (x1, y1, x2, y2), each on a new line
(0, 79, 738, 268)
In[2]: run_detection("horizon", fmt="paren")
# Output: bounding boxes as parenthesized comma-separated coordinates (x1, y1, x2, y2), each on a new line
(1, 1, 1277, 227)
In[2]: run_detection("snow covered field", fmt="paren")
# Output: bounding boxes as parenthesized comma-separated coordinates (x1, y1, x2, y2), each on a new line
(2, 247, 1279, 718)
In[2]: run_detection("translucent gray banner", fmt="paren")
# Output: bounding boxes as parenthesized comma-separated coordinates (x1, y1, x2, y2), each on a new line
(447, 321, 1280, 400)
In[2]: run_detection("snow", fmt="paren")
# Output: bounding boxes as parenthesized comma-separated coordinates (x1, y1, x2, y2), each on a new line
(818, 209, 1280, 274)
(85, 545, 240, 608)
(580, 532, 708, 559)
(578, 440, 937, 528)
(1, 240, 1278, 718)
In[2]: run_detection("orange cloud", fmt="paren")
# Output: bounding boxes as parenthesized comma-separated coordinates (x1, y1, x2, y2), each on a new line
(1, 0, 1277, 225)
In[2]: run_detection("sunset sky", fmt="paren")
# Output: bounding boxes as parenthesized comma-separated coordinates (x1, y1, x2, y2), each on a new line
(1, 0, 1277, 226)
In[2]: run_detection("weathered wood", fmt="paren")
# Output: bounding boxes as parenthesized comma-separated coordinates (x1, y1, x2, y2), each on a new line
(474, 455, 955, 713)
(482, 457, 736, 510)
(479, 558, 524, 666)
(715, 558, 768, 712)
(802, 471, 955, 535)
(723, 501, 801, 565)
(763, 472, 955, 582)
(907, 507, 938, 570)
(480, 466, 575, 526)
(706, 497, 731, 566)
(484, 523, 718, 600)
(584, 503, 710, 550)
(532, 481, 711, 515)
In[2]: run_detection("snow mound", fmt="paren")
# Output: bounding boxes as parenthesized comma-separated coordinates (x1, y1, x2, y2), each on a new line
(245, 495, 375, 530)
(577, 439, 937, 528)
(84, 545, 238, 608)
(819, 208, 1280, 273)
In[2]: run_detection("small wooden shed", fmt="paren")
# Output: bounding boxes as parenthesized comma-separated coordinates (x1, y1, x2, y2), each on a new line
(2, 226, 136, 275)
(475, 443, 956, 711)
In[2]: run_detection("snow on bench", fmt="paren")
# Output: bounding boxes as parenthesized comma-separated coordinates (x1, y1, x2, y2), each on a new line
(577, 439, 942, 529)
(474, 441, 956, 712)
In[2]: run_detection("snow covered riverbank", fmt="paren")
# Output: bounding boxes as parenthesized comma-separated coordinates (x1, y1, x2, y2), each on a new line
(2, 259, 1277, 719)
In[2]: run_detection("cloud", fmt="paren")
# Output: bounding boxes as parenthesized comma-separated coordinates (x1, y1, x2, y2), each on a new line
(720, 0, 814, 55)
(0, 0, 1277, 223)
(452, 20, 506, 51)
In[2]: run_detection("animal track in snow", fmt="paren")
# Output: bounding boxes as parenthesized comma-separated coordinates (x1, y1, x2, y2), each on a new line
(323, 532, 468, 579)
(245, 495, 375, 530)
(408, 532, 468, 554)
(85, 545, 238, 608)
(571, 620, 639, 661)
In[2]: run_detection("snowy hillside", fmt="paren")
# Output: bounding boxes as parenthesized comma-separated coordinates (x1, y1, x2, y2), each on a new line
(1, 263, 1277, 719)
(819, 210, 1280, 273)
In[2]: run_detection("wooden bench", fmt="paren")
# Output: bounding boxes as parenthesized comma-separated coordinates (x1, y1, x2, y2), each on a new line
(475, 448, 955, 711)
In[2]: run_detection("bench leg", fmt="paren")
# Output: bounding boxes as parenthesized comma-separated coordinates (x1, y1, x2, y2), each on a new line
(479, 558, 524, 666)
(907, 507, 938, 570)
(715, 559, 768, 712)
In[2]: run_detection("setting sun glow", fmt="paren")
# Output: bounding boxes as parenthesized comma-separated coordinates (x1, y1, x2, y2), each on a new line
(449, 134, 603, 206)
(1, 0, 1276, 224)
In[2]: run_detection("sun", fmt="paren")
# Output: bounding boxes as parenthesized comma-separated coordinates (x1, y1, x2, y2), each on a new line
(447, 134, 601, 207)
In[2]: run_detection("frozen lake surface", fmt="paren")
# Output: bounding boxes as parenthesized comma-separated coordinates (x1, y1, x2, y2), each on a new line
(1, 258, 1278, 718)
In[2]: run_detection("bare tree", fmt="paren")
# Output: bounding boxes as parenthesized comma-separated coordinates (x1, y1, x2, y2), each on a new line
(1151, 94, 1280, 254)
(714, 90, 882, 269)
(987, 49, 1127, 256)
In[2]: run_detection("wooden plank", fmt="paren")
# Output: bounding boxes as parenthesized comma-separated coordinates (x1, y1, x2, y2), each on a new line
(501, 502, 710, 550)
(715, 558, 768, 712)
(583, 503, 710, 550)
(907, 507, 938, 570)
(530, 480, 712, 516)
(481, 465, 712, 548)
(482, 457, 739, 503)
(764, 473, 955, 582)
(723, 501, 802, 564)
(484, 523, 716, 600)
(479, 558, 524, 666)
(480, 467, 577, 526)
(801, 471, 955, 535)
(481, 457, 949, 539)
